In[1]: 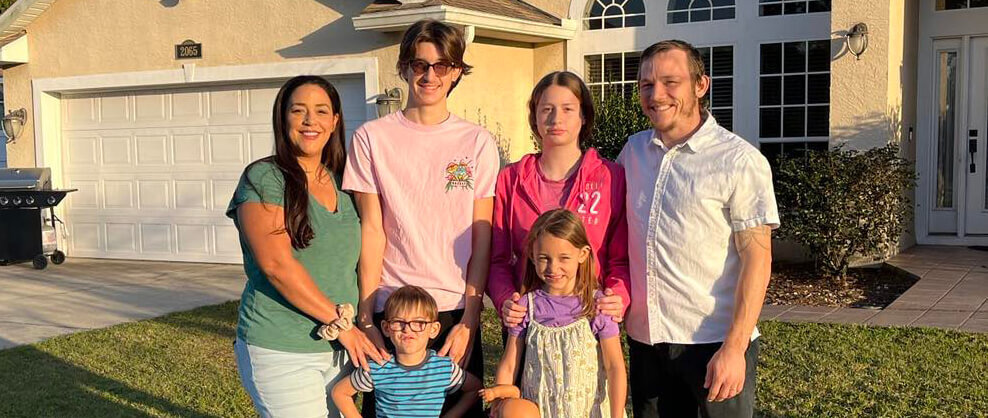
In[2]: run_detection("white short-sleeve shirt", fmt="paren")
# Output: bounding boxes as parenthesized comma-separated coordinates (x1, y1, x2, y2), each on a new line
(617, 115, 780, 345)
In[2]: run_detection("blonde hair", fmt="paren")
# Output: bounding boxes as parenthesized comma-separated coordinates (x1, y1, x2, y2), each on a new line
(384, 286, 439, 321)
(521, 209, 598, 319)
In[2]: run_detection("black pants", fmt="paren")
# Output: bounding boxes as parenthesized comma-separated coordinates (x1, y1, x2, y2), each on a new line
(629, 338, 759, 418)
(360, 309, 485, 418)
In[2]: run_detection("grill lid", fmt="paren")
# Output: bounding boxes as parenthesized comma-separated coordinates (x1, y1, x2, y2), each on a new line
(0, 168, 52, 190)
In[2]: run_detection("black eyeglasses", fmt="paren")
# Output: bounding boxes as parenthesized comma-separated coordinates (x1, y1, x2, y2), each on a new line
(404, 59, 457, 77)
(385, 319, 434, 332)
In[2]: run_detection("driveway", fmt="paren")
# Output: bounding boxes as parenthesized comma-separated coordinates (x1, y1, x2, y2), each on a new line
(0, 258, 244, 350)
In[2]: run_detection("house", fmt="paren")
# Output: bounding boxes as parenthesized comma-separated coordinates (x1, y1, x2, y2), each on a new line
(0, 0, 985, 264)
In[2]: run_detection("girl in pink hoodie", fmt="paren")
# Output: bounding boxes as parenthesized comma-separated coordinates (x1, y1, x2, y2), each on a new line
(487, 71, 630, 327)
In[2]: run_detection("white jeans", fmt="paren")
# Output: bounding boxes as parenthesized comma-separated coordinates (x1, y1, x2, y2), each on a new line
(234, 338, 352, 418)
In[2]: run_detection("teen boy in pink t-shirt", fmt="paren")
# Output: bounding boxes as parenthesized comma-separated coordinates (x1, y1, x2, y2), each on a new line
(342, 19, 497, 417)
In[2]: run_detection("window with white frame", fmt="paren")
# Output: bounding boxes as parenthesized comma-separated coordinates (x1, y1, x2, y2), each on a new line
(585, 52, 641, 101)
(584, 45, 735, 132)
(758, 40, 830, 165)
(936, 0, 988, 10)
(585, 0, 646, 30)
(668, 0, 736, 24)
(759, 0, 831, 17)
(698, 46, 734, 131)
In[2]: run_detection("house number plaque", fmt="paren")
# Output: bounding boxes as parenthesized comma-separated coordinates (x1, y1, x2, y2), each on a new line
(175, 40, 202, 59)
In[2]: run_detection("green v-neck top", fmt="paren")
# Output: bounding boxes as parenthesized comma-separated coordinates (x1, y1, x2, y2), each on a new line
(227, 160, 360, 353)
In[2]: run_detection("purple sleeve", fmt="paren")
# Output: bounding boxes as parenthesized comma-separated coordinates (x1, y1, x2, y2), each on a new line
(506, 293, 531, 338)
(591, 313, 620, 339)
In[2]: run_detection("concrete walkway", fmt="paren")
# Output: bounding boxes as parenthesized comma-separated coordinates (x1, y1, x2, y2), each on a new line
(762, 246, 988, 333)
(0, 258, 244, 350)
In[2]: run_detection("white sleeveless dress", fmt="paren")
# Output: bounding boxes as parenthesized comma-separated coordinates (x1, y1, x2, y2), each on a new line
(519, 292, 623, 418)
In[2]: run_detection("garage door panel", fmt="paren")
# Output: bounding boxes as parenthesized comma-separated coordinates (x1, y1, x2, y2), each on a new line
(62, 77, 366, 263)
(211, 179, 238, 210)
(171, 91, 206, 121)
(99, 95, 131, 123)
(214, 225, 241, 256)
(176, 224, 210, 255)
(69, 222, 103, 253)
(105, 223, 138, 253)
(136, 135, 169, 165)
(208, 132, 245, 164)
(65, 135, 99, 168)
(135, 94, 168, 122)
(64, 96, 97, 127)
(174, 180, 208, 210)
(102, 181, 135, 209)
(137, 180, 171, 210)
(100, 136, 133, 166)
(140, 224, 173, 253)
(173, 133, 206, 164)
(207, 88, 244, 120)
(248, 131, 275, 162)
(248, 87, 280, 121)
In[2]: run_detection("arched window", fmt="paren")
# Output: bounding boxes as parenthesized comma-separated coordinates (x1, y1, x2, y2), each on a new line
(585, 0, 646, 30)
(667, 0, 735, 24)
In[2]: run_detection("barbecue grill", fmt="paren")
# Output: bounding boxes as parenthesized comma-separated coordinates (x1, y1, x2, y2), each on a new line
(0, 167, 76, 269)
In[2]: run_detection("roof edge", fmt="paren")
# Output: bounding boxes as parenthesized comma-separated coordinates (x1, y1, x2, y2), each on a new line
(0, 0, 56, 45)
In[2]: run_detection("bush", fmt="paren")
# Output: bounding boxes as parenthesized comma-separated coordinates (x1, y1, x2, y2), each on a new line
(774, 144, 916, 282)
(589, 91, 651, 160)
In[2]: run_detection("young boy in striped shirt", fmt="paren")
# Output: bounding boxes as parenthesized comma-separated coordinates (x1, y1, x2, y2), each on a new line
(333, 286, 481, 417)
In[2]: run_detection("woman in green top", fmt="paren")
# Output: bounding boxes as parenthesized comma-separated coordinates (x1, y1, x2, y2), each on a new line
(228, 75, 387, 418)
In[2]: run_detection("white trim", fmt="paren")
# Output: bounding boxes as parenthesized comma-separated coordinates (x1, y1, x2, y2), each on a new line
(352, 5, 577, 43)
(0, 34, 28, 65)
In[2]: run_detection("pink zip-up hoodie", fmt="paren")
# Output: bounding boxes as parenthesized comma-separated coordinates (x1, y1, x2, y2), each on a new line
(486, 148, 630, 316)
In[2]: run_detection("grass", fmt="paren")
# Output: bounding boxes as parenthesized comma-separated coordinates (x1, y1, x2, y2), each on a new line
(0, 302, 985, 417)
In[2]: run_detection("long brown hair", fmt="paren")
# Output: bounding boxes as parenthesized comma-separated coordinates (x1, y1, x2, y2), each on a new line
(520, 209, 598, 319)
(245, 75, 346, 249)
(527, 71, 596, 149)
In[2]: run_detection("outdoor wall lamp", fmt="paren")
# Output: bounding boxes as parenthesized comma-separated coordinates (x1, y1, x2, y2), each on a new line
(376, 87, 403, 118)
(845, 22, 869, 60)
(2, 108, 26, 144)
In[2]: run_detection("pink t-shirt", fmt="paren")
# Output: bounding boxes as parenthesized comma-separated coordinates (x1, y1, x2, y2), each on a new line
(343, 111, 500, 312)
(535, 162, 576, 211)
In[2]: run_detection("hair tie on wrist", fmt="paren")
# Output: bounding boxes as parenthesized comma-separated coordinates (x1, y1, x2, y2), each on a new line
(317, 303, 356, 341)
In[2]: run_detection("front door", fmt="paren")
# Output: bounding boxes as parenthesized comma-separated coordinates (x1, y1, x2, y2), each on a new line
(928, 37, 988, 236)
(964, 37, 988, 234)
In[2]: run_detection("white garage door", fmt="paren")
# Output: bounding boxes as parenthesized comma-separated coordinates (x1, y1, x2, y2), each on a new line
(61, 77, 367, 263)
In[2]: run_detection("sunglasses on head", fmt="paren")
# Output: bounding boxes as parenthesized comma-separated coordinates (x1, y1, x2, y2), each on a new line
(404, 59, 457, 77)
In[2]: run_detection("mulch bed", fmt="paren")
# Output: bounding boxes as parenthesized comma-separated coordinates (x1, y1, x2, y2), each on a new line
(765, 263, 919, 309)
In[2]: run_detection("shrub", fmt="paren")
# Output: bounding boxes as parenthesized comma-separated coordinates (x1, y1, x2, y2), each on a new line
(774, 144, 917, 282)
(588, 91, 651, 161)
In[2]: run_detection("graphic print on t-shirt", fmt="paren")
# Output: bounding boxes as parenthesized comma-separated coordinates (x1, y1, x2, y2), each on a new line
(444, 158, 475, 192)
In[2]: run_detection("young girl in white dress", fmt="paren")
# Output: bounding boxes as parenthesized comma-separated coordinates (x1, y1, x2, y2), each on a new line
(480, 209, 627, 418)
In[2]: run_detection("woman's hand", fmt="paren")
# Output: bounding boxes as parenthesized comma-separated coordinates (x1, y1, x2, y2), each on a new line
(438, 322, 474, 367)
(500, 292, 527, 327)
(595, 288, 625, 323)
(337, 328, 388, 371)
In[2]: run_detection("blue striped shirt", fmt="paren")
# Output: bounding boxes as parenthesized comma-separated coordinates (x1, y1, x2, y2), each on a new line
(350, 350, 464, 418)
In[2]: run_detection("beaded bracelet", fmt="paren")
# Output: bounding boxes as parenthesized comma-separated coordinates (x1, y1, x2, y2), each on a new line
(317, 303, 356, 341)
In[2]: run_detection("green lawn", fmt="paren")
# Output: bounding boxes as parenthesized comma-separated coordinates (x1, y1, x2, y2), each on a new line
(0, 302, 985, 417)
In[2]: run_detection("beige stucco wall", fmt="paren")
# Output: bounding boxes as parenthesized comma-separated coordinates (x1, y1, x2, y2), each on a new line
(3, 0, 541, 168)
(830, 0, 893, 151)
(451, 39, 536, 163)
(830, 0, 919, 250)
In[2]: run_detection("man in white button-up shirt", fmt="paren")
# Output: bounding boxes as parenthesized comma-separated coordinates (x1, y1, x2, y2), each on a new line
(618, 40, 779, 418)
